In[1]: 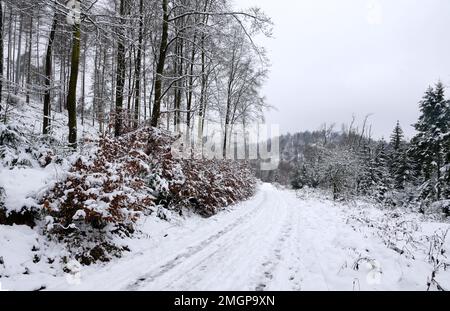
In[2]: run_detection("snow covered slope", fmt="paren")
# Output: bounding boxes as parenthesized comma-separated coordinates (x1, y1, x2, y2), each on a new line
(2, 183, 448, 291)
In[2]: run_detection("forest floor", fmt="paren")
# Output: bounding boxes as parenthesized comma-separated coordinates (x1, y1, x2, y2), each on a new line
(2, 183, 449, 291)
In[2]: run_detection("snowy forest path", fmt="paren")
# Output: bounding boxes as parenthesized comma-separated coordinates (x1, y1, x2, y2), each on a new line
(119, 183, 344, 291)
(46, 183, 432, 291)
(125, 183, 294, 290)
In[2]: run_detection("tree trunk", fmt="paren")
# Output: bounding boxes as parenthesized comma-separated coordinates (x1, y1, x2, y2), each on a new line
(36, 9, 41, 100)
(6, 6, 12, 89)
(133, 0, 144, 129)
(10, 14, 15, 88)
(197, 33, 207, 142)
(14, 14, 23, 94)
(66, 21, 81, 148)
(59, 50, 64, 111)
(174, 34, 183, 132)
(114, 0, 126, 137)
(93, 45, 99, 128)
(81, 35, 86, 125)
(100, 46, 107, 133)
(43, 16, 57, 135)
(223, 75, 234, 158)
(26, 16, 32, 104)
(0, 2, 4, 105)
(186, 33, 196, 133)
(198, 0, 210, 142)
(126, 48, 133, 125)
(437, 156, 441, 201)
(143, 45, 147, 121)
(151, 0, 169, 128)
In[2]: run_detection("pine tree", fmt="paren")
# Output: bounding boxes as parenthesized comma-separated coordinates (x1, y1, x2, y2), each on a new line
(410, 82, 450, 202)
(358, 141, 392, 202)
(388, 121, 410, 189)
(357, 144, 374, 195)
(373, 140, 391, 202)
(291, 164, 309, 189)
(390, 121, 404, 150)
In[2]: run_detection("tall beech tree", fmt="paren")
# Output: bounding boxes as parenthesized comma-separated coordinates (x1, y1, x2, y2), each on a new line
(66, 0, 81, 148)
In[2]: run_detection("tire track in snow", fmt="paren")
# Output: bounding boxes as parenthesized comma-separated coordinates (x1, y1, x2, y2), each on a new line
(254, 190, 300, 291)
(157, 199, 285, 290)
(254, 193, 294, 291)
(254, 223, 293, 291)
(158, 188, 292, 291)
(125, 189, 270, 290)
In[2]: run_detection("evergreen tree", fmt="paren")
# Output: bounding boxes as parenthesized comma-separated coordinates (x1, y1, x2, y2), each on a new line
(373, 140, 391, 202)
(357, 144, 374, 195)
(291, 164, 308, 190)
(358, 140, 392, 202)
(388, 121, 410, 190)
(390, 120, 404, 150)
(410, 82, 450, 202)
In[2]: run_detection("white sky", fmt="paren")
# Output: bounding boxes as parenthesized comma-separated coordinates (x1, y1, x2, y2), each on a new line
(236, 0, 450, 139)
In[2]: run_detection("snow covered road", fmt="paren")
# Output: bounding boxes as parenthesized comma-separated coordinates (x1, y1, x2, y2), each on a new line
(3, 183, 449, 291)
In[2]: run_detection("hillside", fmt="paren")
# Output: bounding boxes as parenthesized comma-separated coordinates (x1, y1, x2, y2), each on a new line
(0, 97, 256, 286)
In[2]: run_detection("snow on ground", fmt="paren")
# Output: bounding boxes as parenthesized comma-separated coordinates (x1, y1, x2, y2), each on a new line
(1, 98, 100, 213)
(0, 164, 63, 213)
(7, 99, 99, 143)
(0, 224, 67, 291)
(2, 183, 448, 291)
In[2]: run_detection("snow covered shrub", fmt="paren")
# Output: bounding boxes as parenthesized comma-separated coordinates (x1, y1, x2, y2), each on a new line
(0, 123, 32, 167)
(0, 123, 57, 168)
(171, 159, 256, 217)
(145, 129, 257, 217)
(427, 200, 450, 217)
(426, 229, 450, 291)
(0, 208, 38, 227)
(0, 184, 38, 227)
(347, 208, 423, 259)
(6, 94, 24, 107)
(42, 130, 156, 235)
(0, 124, 61, 226)
(0, 187, 4, 207)
(40, 130, 159, 263)
(40, 127, 256, 263)
(320, 147, 361, 201)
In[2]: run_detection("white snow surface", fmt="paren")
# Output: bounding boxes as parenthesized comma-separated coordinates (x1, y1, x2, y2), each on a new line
(0, 165, 60, 213)
(0, 98, 99, 213)
(1, 183, 449, 291)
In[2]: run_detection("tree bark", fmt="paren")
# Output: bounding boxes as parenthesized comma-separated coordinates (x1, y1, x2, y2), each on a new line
(151, 0, 169, 128)
(0, 2, 4, 105)
(66, 21, 81, 148)
(186, 33, 197, 131)
(114, 0, 126, 137)
(26, 16, 33, 104)
(14, 14, 23, 94)
(43, 16, 57, 135)
(81, 34, 86, 125)
(133, 0, 144, 129)
(197, 33, 207, 142)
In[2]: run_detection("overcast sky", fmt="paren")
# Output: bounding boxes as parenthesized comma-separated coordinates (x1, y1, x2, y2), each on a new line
(236, 0, 450, 139)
